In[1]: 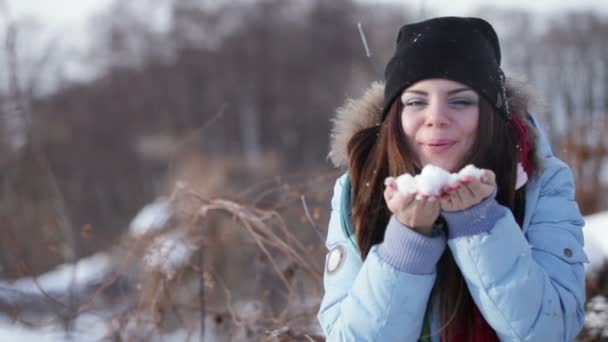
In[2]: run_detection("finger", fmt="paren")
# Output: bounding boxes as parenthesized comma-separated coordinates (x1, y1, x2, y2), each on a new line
(413, 192, 431, 203)
(415, 192, 439, 204)
(480, 169, 496, 186)
(399, 191, 416, 211)
(442, 189, 462, 211)
(384, 187, 401, 212)
(384, 184, 397, 197)
(477, 182, 497, 200)
(440, 198, 453, 211)
(448, 182, 464, 203)
(423, 195, 440, 212)
(384, 177, 397, 189)
(386, 189, 410, 212)
(384, 177, 395, 186)
(465, 177, 485, 199)
(384, 187, 394, 203)
(466, 176, 497, 202)
(420, 196, 441, 222)
(458, 177, 476, 201)
(440, 194, 457, 211)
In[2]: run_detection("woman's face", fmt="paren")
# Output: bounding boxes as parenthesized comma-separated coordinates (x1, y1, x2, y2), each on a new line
(400, 78, 480, 172)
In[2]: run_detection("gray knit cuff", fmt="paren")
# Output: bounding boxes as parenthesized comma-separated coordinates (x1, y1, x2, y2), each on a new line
(441, 191, 507, 239)
(377, 216, 447, 274)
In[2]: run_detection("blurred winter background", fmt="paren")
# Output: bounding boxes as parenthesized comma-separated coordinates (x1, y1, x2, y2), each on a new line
(1, 0, 608, 341)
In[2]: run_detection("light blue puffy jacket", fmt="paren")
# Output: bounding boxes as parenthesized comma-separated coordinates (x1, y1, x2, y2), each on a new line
(317, 108, 588, 341)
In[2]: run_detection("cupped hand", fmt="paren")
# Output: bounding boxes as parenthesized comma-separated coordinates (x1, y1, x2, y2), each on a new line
(384, 178, 440, 236)
(439, 169, 497, 212)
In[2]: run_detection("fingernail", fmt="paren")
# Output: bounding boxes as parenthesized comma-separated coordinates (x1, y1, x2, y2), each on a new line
(461, 178, 470, 185)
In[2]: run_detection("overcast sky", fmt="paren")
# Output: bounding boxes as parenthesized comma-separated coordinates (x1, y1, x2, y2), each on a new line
(5, 0, 112, 29)
(5, 0, 608, 29)
(366, 0, 608, 15)
(3, 0, 606, 94)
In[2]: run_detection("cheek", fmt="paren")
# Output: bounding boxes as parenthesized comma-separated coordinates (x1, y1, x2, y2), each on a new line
(461, 109, 479, 143)
(401, 113, 421, 139)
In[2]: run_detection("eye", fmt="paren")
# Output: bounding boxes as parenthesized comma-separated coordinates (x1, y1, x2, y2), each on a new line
(403, 99, 427, 107)
(449, 98, 477, 108)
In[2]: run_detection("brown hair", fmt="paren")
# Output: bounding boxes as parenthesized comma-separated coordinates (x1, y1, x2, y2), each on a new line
(347, 96, 537, 340)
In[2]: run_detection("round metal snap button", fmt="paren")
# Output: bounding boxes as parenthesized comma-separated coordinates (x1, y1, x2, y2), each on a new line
(327, 245, 346, 274)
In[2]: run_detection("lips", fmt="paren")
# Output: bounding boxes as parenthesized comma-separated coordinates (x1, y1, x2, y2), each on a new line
(423, 139, 456, 153)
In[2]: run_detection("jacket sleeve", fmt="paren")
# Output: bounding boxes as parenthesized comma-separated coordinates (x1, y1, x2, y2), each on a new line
(444, 159, 587, 341)
(317, 174, 447, 341)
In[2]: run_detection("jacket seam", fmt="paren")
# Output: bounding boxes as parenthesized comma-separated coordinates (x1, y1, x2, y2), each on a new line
(375, 258, 399, 341)
(462, 230, 526, 341)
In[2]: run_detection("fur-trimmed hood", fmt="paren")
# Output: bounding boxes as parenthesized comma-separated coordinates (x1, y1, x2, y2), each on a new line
(328, 78, 541, 168)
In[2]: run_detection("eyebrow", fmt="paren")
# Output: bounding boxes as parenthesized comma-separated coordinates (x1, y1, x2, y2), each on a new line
(404, 87, 473, 95)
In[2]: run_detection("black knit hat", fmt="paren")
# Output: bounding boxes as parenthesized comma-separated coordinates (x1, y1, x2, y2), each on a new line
(382, 17, 509, 120)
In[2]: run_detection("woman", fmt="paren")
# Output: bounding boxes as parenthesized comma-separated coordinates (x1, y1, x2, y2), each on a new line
(317, 17, 587, 341)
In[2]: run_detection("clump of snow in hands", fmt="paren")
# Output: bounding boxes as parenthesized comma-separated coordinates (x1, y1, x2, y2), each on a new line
(143, 231, 195, 279)
(390, 164, 484, 198)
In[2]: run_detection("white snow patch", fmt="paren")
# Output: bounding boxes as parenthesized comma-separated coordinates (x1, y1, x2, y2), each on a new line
(129, 197, 172, 237)
(601, 159, 608, 186)
(0, 313, 109, 341)
(390, 164, 485, 197)
(585, 295, 608, 339)
(0, 253, 111, 303)
(584, 211, 608, 273)
(143, 232, 195, 279)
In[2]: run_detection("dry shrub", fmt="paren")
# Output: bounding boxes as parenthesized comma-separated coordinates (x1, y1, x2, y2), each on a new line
(580, 262, 608, 341)
(105, 150, 336, 341)
(560, 118, 608, 214)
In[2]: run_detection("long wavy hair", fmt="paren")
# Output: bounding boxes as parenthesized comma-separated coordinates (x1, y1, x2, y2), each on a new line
(347, 94, 538, 340)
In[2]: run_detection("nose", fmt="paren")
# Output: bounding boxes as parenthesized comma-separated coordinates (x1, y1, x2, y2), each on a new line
(425, 100, 450, 127)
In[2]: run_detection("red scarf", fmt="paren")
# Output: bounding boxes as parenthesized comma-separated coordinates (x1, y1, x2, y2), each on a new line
(450, 115, 531, 342)
(450, 305, 499, 341)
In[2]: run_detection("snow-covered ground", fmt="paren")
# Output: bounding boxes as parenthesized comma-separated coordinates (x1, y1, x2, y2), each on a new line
(0, 313, 232, 341)
(0, 314, 109, 342)
(0, 196, 173, 304)
(0, 252, 112, 304)
(1, 201, 607, 340)
(584, 211, 608, 273)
